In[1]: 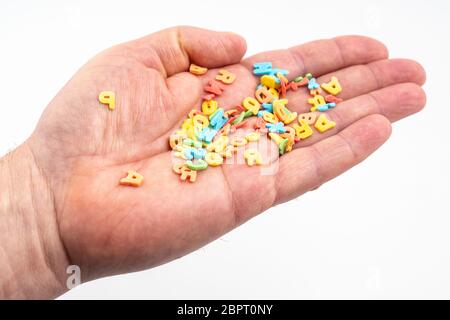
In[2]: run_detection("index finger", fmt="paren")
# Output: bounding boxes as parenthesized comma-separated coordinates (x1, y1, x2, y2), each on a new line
(242, 35, 389, 80)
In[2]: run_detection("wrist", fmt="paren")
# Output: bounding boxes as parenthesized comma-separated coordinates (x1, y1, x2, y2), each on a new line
(0, 143, 69, 299)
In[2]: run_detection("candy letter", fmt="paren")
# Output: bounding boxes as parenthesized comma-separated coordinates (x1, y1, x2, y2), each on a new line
(293, 120, 313, 140)
(98, 91, 115, 111)
(273, 99, 297, 124)
(255, 86, 274, 104)
(189, 64, 208, 75)
(243, 97, 261, 115)
(321, 76, 342, 95)
(201, 100, 218, 116)
(205, 152, 223, 166)
(253, 62, 272, 75)
(298, 112, 317, 125)
(204, 80, 225, 96)
(119, 170, 144, 187)
(244, 149, 263, 166)
(315, 114, 336, 133)
(186, 159, 208, 171)
(216, 69, 236, 84)
(308, 95, 326, 111)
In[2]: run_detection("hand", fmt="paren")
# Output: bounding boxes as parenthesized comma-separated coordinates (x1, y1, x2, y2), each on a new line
(0, 26, 426, 298)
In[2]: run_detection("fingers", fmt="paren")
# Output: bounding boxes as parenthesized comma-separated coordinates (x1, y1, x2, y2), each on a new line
(371, 82, 426, 122)
(294, 83, 426, 148)
(120, 26, 247, 123)
(243, 35, 388, 79)
(275, 114, 392, 203)
(287, 58, 426, 112)
(329, 58, 426, 99)
(121, 26, 247, 77)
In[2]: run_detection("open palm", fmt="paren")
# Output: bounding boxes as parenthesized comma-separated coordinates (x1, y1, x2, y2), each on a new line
(27, 27, 426, 282)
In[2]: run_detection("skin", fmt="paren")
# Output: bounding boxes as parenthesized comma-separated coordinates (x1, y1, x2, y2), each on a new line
(0, 26, 426, 299)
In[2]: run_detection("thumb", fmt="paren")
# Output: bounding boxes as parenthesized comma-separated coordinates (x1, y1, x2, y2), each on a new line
(122, 26, 247, 77)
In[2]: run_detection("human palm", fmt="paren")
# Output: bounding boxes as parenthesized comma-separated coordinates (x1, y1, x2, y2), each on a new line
(26, 27, 425, 282)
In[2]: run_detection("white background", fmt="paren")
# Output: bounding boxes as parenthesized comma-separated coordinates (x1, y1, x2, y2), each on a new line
(1, 0, 449, 299)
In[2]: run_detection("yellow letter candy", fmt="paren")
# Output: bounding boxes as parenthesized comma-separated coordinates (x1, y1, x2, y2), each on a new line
(201, 100, 218, 116)
(298, 112, 317, 125)
(293, 120, 313, 140)
(260, 75, 280, 89)
(262, 111, 278, 124)
(281, 126, 296, 153)
(98, 91, 115, 111)
(220, 145, 237, 158)
(181, 118, 193, 132)
(309, 88, 322, 96)
(172, 163, 184, 174)
(308, 94, 326, 112)
(206, 135, 229, 153)
(321, 76, 342, 95)
(269, 133, 289, 155)
(187, 126, 197, 141)
(193, 114, 209, 129)
(189, 64, 208, 75)
(119, 170, 144, 187)
(245, 132, 260, 142)
(273, 99, 297, 124)
(314, 114, 336, 133)
(281, 126, 296, 143)
(205, 152, 223, 166)
(188, 109, 203, 119)
(173, 164, 197, 183)
(243, 97, 261, 115)
(169, 132, 187, 151)
(269, 132, 286, 145)
(268, 88, 279, 100)
(255, 86, 274, 104)
(231, 137, 248, 147)
(244, 149, 263, 166)
(174, 149, 188, 160)
(216, 69, 236, 84)
(285, 139, 295, 153)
